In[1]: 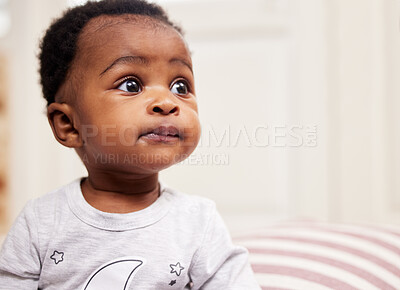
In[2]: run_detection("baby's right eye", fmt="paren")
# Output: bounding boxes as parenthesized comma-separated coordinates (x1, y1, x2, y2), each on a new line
(117, 78, 142, 93)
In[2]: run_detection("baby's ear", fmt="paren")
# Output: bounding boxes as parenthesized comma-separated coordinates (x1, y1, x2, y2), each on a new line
(47, 103, 83, 148)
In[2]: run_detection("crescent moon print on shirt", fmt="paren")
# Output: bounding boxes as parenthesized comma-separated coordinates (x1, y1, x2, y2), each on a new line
(82, 257, 145, 290)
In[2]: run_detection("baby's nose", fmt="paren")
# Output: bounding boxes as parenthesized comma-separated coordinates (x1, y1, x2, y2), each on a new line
(148, 99, 180, 115)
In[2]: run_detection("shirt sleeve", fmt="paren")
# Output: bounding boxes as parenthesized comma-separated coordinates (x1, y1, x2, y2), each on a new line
(0, 200, 41, 289)
(188, 206, 261, 290)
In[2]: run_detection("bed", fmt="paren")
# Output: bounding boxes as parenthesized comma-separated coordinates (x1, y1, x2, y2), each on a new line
(234, 220, 400, 290)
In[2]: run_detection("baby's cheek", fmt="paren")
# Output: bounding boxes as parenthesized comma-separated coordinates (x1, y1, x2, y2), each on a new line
(183, 116, 201, 148)
(115, 126, 141, 147)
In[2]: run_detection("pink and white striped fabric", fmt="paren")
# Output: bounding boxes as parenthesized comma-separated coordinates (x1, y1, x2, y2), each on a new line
(234, 221, 400, 290)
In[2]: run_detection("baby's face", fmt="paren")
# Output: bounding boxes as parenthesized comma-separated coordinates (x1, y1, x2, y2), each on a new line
(71, 15, 201, 173)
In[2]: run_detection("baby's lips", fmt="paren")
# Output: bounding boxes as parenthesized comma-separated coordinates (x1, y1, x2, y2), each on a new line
(141, 125, 180, 137)
(152, 125, 179, 137)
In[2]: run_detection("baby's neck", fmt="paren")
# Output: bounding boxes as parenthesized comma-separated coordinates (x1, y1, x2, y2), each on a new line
(80, 172, 160, 213)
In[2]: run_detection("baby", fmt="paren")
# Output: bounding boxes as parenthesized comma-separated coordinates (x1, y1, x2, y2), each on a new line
(0, 0, 260, 289)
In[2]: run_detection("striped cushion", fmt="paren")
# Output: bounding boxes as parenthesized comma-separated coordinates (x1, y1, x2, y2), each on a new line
(234, 221, 400, 290)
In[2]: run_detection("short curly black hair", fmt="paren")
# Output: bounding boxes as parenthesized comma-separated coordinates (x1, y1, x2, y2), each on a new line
(39, 0, 182, 106)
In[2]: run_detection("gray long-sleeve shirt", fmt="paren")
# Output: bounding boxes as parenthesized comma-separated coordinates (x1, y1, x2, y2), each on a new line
(0, 178, 260, 289)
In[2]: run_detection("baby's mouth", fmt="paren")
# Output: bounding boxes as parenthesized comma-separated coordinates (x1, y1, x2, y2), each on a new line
(140, 125, 181, 142)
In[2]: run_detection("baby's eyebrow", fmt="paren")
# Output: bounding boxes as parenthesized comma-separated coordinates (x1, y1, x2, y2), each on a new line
(99, 55, 148, 77)
(169, 58, 193, 74)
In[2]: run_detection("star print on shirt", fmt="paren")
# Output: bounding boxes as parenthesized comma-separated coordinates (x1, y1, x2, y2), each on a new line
(170, 262, 184, 276)
(169, 280, 176, 286)
(50, 250, 64, 264)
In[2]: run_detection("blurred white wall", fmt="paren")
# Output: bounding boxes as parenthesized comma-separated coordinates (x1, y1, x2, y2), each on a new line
(1, 0, 399, 231)
(2, 0, 88, 225)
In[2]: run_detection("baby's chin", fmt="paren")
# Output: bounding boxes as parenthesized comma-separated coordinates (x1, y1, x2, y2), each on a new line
(92, 150, 190, 174)
(130, 139, 198, 172)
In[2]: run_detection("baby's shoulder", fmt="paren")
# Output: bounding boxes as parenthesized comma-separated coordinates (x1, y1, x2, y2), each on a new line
(164, 181, 214, 202)
(34, 179, 73, 205)
(26, 179, 77, 224)
(161, 182, 218, 218)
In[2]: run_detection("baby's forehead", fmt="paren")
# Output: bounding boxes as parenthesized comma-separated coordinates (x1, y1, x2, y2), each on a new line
(75, 14, 187, 60)
(80, 14, 171, 42)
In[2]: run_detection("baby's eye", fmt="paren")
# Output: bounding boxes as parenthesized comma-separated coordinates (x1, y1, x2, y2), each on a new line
(117, 79, 141, 93)
(171, 80, 189, 96)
